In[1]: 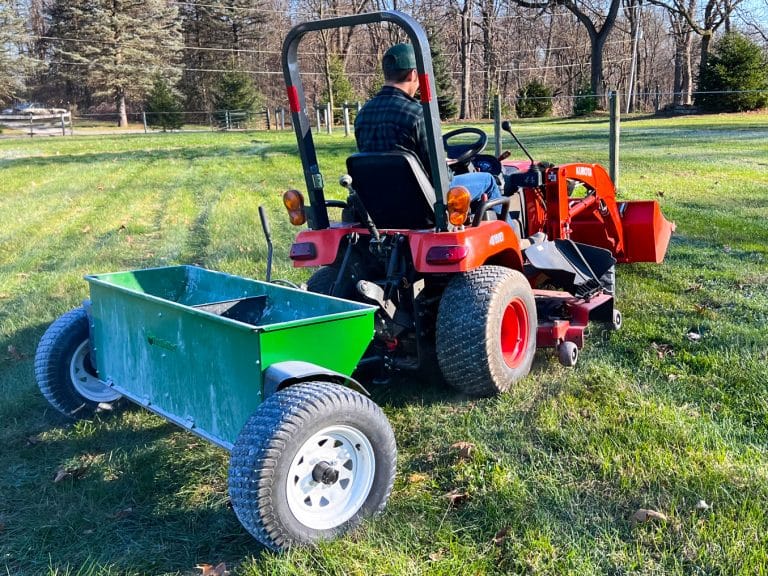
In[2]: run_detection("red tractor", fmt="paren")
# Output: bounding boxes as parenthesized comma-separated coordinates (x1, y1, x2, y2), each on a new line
(280, 11, 674, 396)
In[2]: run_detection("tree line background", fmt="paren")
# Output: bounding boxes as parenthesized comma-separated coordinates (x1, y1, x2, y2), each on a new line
(0, 0, 767, 128)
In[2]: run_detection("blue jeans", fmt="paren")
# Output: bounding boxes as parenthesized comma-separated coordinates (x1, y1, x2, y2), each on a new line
(450, 172, 508, 217)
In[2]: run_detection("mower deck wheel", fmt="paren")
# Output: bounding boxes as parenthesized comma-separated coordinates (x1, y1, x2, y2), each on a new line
(558, 341, 579, 367)
(611, 309, 623, 331)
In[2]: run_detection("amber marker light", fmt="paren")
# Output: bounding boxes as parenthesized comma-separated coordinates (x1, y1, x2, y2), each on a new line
(446, 186, 471, 227)
(283, 189, 306, 226)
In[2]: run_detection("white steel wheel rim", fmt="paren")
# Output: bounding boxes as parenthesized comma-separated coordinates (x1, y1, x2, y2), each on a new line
(286, 424, 376, 530)
(70, 340, 120, 402)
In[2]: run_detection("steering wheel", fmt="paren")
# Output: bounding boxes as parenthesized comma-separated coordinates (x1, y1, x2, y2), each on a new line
(442, 127, 488, 165)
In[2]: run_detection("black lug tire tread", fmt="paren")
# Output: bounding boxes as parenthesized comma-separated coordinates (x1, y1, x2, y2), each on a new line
(228, 381, 397, 551)
(436, 265, 537, 396)
(306, 266, 338, 295)
(34, 307, 113, 419)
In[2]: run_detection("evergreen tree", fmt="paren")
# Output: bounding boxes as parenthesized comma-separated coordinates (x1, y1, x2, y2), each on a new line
(0, 0, 33, 105)
(213, 70, 262, 127)
(322, 55, 356, 122)
(145, 76, 183, 131)
(429, 32, 458, 120)
(47, 0, 183, 127)
(515, 81, 553, 118)
(696, 32, 768, 113)
(178, 1, 267, 112)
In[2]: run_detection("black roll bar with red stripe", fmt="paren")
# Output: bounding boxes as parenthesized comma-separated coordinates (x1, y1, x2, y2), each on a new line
(281, 10, 450, 231)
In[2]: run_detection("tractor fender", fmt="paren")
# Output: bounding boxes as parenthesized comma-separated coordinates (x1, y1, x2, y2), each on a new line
(263, 361, 369, 398)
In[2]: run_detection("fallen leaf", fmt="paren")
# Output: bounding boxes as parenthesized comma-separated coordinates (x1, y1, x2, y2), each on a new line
(408, 472, 429, 484)
(685, 283, 702, 293)
(492, 526, 510, 546)
(196, 562, 229, 576)
(694, 304, 708, 314)
(117, 224, 126, 232)
(7, 345, 23, 360)
(25, 434, 41, 446)
(451, 441, 475, 461)
(443, 489, 469, 508)
(723, 245, 732, 253)
(111, 508, 133, 519)
(695, 499, 711, 511)
(53, 465, 88, 483)
(686, 331, 702, 342)
(656, 190, 665, 197)
(651, 342, 674, 359)
(82, 225, 92, 234)
(630, 508, 668, 526)
(428, 551, 444, 561)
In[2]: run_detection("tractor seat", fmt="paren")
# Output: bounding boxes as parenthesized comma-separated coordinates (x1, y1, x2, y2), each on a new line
(346, 151, 437, 229)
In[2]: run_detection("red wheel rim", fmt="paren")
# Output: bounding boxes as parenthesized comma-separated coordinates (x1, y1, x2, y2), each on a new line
(500, 297, 529, 369)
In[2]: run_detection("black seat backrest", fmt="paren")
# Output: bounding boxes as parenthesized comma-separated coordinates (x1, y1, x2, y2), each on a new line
(346, 151, 437, 229)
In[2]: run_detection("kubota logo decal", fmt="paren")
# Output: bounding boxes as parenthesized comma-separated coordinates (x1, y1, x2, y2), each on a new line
(575, 166, 593, 177)
(489, 232, 504, 246)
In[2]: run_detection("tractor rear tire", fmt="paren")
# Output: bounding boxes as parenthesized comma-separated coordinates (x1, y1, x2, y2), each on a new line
(306, 266, 339, 295)
(34, 307, 122, 419)
(228, 381, 397, 550)
(436, 266, 537, 396)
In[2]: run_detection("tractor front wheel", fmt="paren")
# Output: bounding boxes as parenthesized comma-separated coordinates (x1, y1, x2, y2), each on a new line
(34, 307, 122, 419)
(228, 382, 397, 550)
(436, 266, 537, 396)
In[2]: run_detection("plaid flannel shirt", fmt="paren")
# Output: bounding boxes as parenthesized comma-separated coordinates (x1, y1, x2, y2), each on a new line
(354, 85, 432, 177)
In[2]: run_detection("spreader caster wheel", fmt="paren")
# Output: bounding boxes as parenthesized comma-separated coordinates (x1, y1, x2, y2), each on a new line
(558, 341, 579, 367)
(611, 309, 623, 331)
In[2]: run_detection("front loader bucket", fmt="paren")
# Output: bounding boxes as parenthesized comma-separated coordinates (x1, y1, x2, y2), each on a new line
(619, 201, 675, 263)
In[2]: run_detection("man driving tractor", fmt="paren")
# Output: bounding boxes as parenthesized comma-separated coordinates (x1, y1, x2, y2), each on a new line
(354, 43, 509, 222)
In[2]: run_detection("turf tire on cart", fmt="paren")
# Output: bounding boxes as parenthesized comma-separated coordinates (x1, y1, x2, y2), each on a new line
(34, 307, 122, 419)
(436, 266, 537, 396)
(228, 381, 397, 550)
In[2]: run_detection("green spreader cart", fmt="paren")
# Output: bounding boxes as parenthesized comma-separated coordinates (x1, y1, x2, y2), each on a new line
(35, 265, 397, 550)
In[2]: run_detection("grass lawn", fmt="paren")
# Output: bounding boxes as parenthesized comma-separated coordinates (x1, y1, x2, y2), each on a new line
(1, 112, 767, 575)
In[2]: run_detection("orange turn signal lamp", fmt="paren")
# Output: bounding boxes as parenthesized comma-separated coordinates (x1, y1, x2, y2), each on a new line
(283, 189, 306, 226)
(446, 185, 471, 227)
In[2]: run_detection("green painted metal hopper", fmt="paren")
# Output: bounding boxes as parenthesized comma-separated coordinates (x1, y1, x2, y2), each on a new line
(86, 265, 376, 449)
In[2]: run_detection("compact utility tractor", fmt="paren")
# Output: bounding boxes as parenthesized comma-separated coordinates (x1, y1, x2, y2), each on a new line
(33, 10, 673, 553)
(282, 11, 675, 395)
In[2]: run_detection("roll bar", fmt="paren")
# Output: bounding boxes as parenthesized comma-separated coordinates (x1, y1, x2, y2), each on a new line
(281, 10, 450, 231)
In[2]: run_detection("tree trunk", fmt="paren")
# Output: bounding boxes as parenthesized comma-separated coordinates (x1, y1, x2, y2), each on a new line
(459, 0, 473, 119)
(117, 89, 128, 127)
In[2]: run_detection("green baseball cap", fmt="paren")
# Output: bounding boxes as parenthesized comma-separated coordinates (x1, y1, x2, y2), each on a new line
(382, 43, 416, 73)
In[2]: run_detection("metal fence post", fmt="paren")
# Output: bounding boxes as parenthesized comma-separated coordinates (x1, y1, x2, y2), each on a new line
(493, 94, 502, 157)
(265, 108, 271, 130)
(61, 113, 66, 136)
(326, 102, 332, 134)
(609, 90, 620, 189)
(343, 102, 350, 137)
(356, 101, 361, 113)
(142, 111, 148, 133)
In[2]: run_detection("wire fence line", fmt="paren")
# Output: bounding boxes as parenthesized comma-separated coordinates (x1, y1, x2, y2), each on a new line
(1, 90, 765, 138)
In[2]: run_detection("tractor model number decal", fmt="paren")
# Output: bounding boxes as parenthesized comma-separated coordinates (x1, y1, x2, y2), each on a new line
(489, 232, 505, 246)
(575, 166, 593, 178)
